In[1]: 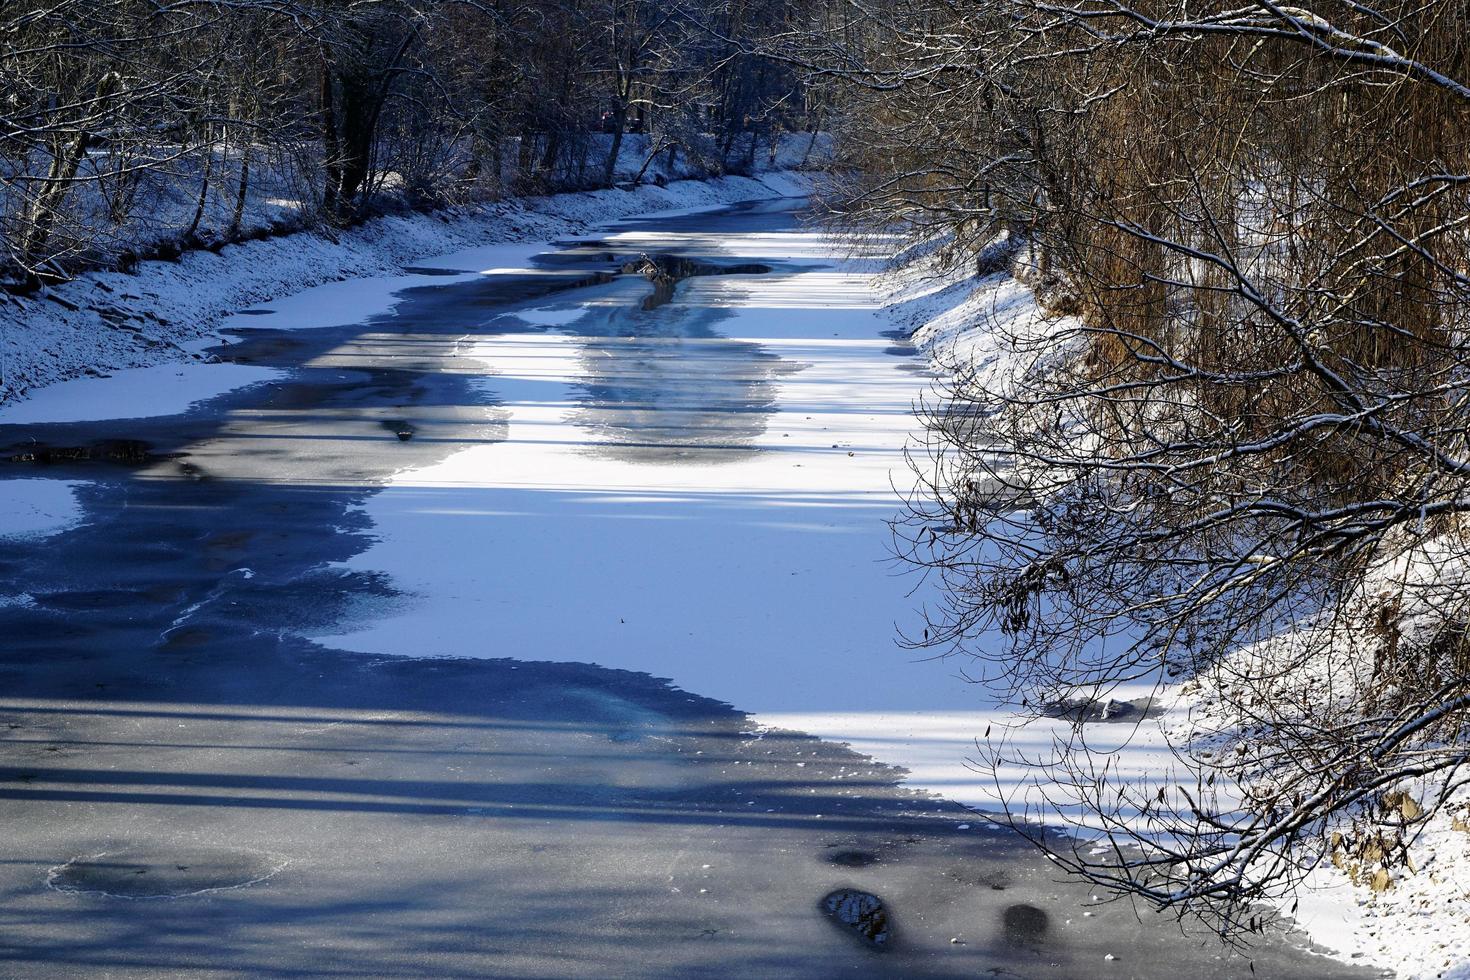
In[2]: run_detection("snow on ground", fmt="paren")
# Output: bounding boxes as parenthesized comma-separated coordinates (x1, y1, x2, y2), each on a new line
(214, 240, 552, 334)
(1293, 798, 1470, 979)
(0, 362, 281, 424)
(1179, 545, 1470, 978)
(1169, 628, 1470, 980)
(3, 131, 830, 297)
(0, 479, 87, 540)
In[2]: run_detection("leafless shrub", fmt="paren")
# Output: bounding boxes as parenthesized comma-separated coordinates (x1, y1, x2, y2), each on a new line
(796, 0, 1470, 935)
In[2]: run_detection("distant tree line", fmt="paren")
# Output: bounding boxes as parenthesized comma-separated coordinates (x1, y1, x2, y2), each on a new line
(0, 0, 820, 286)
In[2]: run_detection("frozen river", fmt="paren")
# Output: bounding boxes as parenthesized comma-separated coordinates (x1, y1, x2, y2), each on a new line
(0, 194, 1362, 977)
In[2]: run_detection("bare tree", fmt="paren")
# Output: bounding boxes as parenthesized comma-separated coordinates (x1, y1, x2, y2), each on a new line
(800, 0, 1470, 936)
(0, 0, 824, 287)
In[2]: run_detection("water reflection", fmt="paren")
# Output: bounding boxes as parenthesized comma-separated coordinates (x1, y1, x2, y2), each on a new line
(562, 298, 800, 465)
(371, 205, 814, 465)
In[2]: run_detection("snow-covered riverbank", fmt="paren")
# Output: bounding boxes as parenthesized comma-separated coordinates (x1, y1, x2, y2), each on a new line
(0, 173, 814, 408)
(886, 250, 1470, 980)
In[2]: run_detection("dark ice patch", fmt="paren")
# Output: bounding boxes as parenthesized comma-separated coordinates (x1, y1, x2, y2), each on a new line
(822, 888, 892, 948)
(380, 419, 415, 441)
(49, 846, 285, 898)
(4, 439, 174, 466)
(1002, 903, 1049, 945)
(827, 849, 880, 868)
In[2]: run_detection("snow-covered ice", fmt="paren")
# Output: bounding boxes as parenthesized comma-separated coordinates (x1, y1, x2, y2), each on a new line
(280, 205, 1177, 829)
(0, 479, 87, 539)
(214, 242, 554, 333)
(0, 362, 282, 424)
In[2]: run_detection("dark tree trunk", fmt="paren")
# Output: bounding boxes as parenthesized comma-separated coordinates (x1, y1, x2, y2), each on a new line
(320, 56, 342, 219)
(22, 129, 90, 272)
(230, 142, 252, 235)
(320, 24, 419, 224)
(188, 133, 215, 239)
(601, 101, 627, 188)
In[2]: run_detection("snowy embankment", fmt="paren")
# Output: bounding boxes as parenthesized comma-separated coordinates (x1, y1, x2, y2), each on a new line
(884, 250, 1470, 979)
(0, 172, 813, 407)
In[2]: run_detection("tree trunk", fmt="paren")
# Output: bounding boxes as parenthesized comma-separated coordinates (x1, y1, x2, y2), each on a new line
(800, 126, 819, 167)
(602, 102, 627, 188)
(22, 129, 90, 272)
(517, 132, 536, 184)
(230, 141, 252, 235)
(540, 132, 561, 176)
(320, 56, 342, 219)
(187, 132, 215, 239)
(632, 140, 673, 185)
